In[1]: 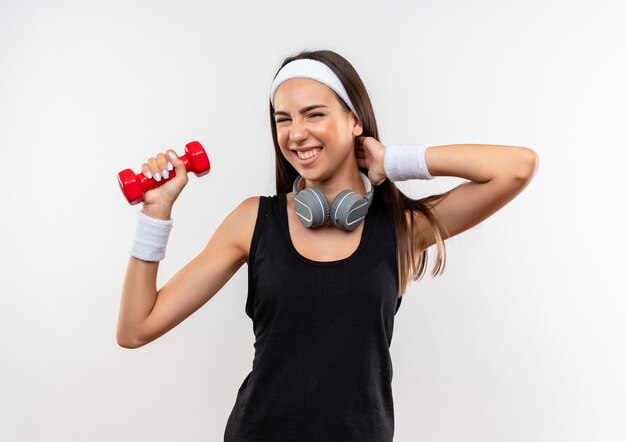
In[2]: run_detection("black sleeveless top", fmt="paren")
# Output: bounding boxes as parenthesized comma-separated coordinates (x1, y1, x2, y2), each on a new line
(224, 188, 402, 441)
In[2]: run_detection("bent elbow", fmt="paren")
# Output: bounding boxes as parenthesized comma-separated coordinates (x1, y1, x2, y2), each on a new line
(117, 337, 136, 349)
(116, 332, 144, 349)
(515, 147, 540, 181)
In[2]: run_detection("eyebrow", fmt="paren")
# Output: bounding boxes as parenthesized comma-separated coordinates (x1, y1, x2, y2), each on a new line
(273, 104, 327, 118)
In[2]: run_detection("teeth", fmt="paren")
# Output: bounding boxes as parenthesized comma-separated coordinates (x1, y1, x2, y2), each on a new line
(297, 148, 321, 159)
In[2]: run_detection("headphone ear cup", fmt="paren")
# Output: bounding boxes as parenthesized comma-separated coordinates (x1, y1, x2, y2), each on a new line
(294, 187, 330, 228)
(330, 190, 369, 231)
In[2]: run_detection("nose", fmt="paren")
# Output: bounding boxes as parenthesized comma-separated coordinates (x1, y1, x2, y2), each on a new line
(288, 117, 309, 144)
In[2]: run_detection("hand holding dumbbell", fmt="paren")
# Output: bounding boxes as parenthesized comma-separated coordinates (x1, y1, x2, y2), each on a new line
(118, 141, 211, 206)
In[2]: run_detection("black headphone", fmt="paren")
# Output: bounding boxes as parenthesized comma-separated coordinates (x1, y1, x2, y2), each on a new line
(292, 172, 374, 231)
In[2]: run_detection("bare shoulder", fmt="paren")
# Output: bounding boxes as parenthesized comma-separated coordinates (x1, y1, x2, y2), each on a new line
(229, 196, 261, 264)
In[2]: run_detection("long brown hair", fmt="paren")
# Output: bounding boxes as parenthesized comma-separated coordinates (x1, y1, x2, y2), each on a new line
(269, 49, 451, 297)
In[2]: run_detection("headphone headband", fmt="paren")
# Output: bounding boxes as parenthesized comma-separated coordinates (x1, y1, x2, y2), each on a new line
(293, 172, 372, 197)
(292, 172, 374, 231)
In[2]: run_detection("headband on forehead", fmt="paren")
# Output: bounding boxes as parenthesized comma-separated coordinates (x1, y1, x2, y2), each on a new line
(270, 58, 361, 123)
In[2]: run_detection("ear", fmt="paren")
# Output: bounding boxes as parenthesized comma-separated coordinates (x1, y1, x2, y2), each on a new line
(351, 113, 363, 137)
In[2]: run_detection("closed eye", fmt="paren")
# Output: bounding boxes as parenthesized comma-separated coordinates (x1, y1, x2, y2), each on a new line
(276, 113, 324, 123)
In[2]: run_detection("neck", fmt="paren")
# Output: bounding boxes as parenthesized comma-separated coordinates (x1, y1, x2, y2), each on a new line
(300, 168, 366, 205)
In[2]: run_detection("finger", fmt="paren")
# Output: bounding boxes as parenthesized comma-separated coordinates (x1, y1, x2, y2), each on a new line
(166, 149, 187, 175)
(165, 149, 180, 167)
(156, 153, 169, 180)
(147, 157, 161, 182)
(140, 163, 152, 180)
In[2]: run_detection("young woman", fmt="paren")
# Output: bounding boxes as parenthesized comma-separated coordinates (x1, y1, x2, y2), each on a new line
(117, 49, 539, 441)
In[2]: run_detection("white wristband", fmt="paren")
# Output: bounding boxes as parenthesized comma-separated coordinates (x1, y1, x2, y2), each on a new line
(383, 143, 433, 181)
(129, 210, 174, 262)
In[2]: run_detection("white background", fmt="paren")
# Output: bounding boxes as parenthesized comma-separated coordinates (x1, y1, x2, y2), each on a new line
(1, 0, 624, 441)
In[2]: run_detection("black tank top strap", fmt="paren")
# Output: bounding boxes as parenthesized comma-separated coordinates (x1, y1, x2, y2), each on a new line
(245, 196, 269, 320)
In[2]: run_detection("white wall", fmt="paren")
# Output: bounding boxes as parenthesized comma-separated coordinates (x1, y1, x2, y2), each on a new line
(1, 0, 624, 441)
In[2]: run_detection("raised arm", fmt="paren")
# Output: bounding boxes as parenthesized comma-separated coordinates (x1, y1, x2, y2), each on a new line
(116, 196, 260, 348)
(412, 144, 539, 250)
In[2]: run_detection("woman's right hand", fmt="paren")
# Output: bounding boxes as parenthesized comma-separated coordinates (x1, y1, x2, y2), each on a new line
(140, 149, 188, 219)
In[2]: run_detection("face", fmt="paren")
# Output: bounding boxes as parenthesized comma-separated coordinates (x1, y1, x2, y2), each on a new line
(273, 78, 362, 181)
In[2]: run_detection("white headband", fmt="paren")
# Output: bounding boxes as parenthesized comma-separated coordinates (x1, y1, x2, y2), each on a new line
(270, 58, 361, 123)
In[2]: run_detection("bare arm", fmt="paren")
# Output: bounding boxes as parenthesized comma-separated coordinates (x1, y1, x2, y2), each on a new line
(412, 144, 540, 250)
(116, 196, 260, 348)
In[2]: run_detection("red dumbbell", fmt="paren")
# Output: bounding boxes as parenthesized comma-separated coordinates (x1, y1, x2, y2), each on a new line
(118, 140, 211, 205)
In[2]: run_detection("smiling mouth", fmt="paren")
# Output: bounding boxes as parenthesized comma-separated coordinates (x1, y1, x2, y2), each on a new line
(296, 147, 322, 160)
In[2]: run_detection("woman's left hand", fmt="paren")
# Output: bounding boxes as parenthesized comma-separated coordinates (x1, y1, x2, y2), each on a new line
(355, 136, 387, 185)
